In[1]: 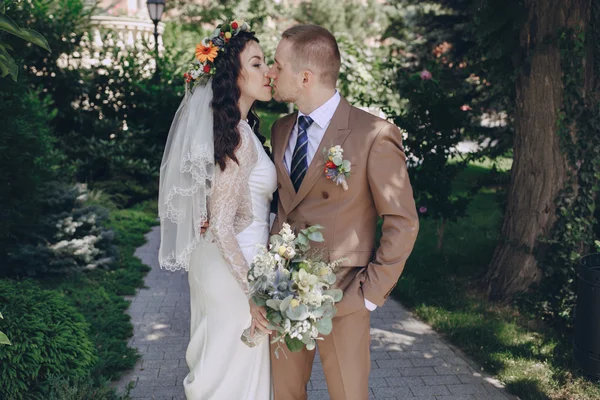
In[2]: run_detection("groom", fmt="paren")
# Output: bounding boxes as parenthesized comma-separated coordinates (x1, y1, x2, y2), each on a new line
(267, 24, 419, 400)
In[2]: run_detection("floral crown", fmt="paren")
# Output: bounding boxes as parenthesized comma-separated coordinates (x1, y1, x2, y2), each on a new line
(184, 19, 252, 88)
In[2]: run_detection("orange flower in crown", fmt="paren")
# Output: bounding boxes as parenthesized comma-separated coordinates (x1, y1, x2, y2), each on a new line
(184, 19, 252, 89)
(195, 41, 219, 63)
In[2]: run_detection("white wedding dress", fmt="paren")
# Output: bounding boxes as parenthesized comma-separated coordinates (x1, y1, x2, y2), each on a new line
(184, 120, 276, 399)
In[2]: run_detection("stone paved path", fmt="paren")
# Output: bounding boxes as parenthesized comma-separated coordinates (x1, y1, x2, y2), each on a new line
(115, 226, 513, 400)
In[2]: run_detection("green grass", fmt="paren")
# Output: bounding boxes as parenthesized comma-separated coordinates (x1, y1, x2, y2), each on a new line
(394, 164, 600, 400)
(40, 200, 157, 387)
(256, 108, 283, 147)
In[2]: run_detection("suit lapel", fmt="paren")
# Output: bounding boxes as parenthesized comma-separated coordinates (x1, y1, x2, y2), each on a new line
(274, 112, 297, 214)
(289, 98, 352, 212)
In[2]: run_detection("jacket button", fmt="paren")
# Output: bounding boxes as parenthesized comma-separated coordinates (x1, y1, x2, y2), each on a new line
(277, 182, 282, 189)
(322, 191, 329, 199)
(288, 218, 295, 224)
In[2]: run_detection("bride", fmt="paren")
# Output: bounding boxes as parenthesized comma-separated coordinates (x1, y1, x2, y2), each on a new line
(157, 20, 275, 399)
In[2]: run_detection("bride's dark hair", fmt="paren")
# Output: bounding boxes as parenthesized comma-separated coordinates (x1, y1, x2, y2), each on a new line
(211, 30, 269, 171)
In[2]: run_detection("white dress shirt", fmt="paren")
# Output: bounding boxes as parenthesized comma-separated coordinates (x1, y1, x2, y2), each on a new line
(284, 91, 377, 312)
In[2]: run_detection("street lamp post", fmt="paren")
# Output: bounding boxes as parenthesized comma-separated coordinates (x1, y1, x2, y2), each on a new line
(146, 0, 165, 81)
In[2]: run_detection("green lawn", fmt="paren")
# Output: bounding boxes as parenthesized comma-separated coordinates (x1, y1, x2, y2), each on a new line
(256, 108, 283, 147)
(394, 163, 600, 399)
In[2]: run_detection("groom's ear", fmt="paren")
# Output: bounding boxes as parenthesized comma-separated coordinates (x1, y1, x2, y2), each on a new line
(302, 70, 313, 85)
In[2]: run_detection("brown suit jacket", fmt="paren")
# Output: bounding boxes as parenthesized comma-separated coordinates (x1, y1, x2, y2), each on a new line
(270, 97, 419, 316)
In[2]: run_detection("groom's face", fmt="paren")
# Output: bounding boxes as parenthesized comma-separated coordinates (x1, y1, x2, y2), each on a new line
(268, 39, 303, 103)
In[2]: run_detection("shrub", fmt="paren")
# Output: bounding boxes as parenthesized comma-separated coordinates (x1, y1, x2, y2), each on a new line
(4, 184, 117, 278)
(0, 280, 97, 400)
(0, 79, 66, 273)
(56, 278, 139, 379)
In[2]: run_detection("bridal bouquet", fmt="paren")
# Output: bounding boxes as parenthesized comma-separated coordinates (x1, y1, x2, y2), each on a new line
(242, 223, 344, 358)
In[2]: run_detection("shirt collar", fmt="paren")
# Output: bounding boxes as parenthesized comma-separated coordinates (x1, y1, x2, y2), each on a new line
(298, 91, 341, 130)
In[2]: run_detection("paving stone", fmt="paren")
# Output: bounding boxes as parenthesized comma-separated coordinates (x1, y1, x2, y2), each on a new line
(421, 375, 461, 386)
(377, 359, 414, 368)
(372, 387, 413, 398)
(114, 225, 514, 400)
(385, 376, 425, 387)
(400, 367, 439, 376)
(409, 384, 451, 396)
(446, 383, 488, 395)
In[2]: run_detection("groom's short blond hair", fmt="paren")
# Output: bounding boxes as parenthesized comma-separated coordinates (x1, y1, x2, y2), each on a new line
(282, 24, 341, 88)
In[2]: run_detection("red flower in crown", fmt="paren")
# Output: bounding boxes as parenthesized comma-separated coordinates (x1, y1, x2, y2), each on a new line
(203, 64, 211, 73)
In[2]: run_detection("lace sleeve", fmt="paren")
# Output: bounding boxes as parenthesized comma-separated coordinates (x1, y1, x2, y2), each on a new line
(208, 123, 258, 294)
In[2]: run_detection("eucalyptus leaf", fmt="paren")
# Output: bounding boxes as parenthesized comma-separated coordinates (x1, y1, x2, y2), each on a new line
(311, 305, 327, 318)
(342, 160, 351, 171)
(323, 289, 343, 302)
(268, 310, 283, 325)
(316, 317, 333, 335)
(267, 323, 284, 333)
(326, 273, 337, 285)
(307, 231, 324, 242)
(0, 332, 10, 346)
(279, 295, 293, 312)
(286, 304, 309, 321)
(301, 331, 312, 344)
(0, 14, 51, 52)
(306, 338, 316, 351)
(266, 299, 282, 310)
(333, 156, 343, 166)
(296, 234, 309, 246)
(270, 234, 283, 246)
(252, 295, 267, 307)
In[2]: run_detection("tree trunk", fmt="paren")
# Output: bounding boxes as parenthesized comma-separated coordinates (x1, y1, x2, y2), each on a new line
(487, 0, 591, 301)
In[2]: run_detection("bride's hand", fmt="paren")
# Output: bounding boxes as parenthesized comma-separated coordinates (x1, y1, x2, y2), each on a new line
(200, 220, 209, 234)
(249, 299, 272, 336)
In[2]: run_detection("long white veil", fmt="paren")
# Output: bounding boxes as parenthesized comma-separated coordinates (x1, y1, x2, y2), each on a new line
(158, 83, 214, 271)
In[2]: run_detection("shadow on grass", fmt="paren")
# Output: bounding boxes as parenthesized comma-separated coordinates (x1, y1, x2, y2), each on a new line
(389, 164, 600, 399)
(504, 379, 551, 400)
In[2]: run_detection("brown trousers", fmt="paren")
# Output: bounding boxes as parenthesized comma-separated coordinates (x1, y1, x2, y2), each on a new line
(270, 306, 371, 400)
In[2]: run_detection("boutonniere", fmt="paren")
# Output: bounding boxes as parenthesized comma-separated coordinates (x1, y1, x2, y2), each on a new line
(323, 145, 351, 191)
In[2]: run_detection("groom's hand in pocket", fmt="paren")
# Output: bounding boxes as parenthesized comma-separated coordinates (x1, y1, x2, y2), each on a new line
(249, 299, 272, 335)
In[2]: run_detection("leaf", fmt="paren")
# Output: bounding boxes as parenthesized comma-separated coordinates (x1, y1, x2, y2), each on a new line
(0, 44, 18, 81)
(0, 312, 3, 319)
(252, 295, 266, 307)
(323, 289, 343, 302)
(286, 304, 309, 321)
(0, 14, 51, 52)
(267, 323, 284, 333)
(326, 273, 337, 285)
(285, 335, 305, 352)
(266, 299, 282, 310)
(342, 160, 351, 171)
(0, 332, 11, 346)
(279, 295, 293, 312)
(269, 234, 283, 247)
(296, 234, 309, 247)
(307, 231, 324, 242)
(316, 317, 333, 335)
(311, 305, 327, 319)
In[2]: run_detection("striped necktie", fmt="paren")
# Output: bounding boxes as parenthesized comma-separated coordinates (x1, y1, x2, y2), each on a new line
(291, 115, 314, 192)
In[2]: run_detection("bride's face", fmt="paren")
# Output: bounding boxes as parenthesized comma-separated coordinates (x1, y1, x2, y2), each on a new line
(237, 41, 272, 103)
